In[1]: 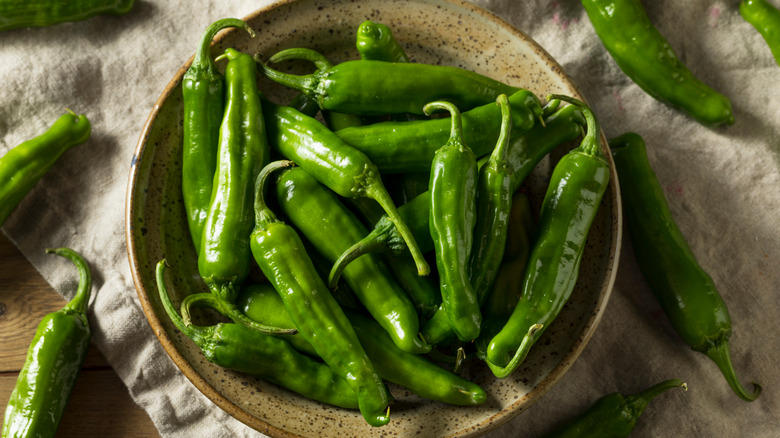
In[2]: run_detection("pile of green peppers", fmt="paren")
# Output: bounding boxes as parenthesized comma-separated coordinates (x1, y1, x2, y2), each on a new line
(156, 13, 762, 433)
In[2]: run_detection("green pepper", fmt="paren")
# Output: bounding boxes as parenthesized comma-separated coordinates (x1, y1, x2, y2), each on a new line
(356, 20, 410, 63)
(187, 48, 290, 334)
(334, 89, 543, 173)
(328, 102, 584, 301)
(260, 97, 430, 277)
(475, 192, 535, 359)
(0, 110, 91, 227)
(485, 96, 610, 378)
(248, 160, 391, 427)
(0, 0, 134, 31)
(182, 18, 254, 252)
(237, 283, 486, 407)
(741, 0, 780, 67)
(2, 248, 93, 438)
(426, 100, 481, 342)
(155, 261, 359, 410)
(543, 380, 686, 438)
(258, 55, 519, 116)
(275, 166, 430, 355)
(609, 132, 761, 402)
(580, 0, 734, 126)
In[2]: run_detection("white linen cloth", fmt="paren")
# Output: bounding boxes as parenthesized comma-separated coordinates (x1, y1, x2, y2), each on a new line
(1, 1, 778, 436)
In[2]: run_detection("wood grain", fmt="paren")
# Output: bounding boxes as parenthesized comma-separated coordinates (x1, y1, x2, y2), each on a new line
(0, 233, 160, 437)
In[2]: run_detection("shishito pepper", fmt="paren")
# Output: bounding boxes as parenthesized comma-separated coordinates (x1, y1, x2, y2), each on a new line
(2, 248, 93, 438)
(0, 110, 91, 227)
(485, 96, 610, 378)
(155, 261, 359, 410)
(248, 160, 391, 427)
(543, 380, 686, 438)
(580, 0, 734, 126)
(609, 132, 761, 402)
(0, 0, 134, 31)
(426, 100, 481, 343)
(182, 18, 254, 252)
(740, 0, 780, 67)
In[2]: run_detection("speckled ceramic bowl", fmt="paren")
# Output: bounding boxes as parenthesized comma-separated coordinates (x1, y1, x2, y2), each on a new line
(126, 0, 621, 436)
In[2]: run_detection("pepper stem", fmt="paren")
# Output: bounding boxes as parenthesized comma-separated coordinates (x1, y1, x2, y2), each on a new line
(47, 248, 92, 315)
(486, 323, 543, 378)
(254, 160, 296, 231)
(192, 18, 255, 70)
(328, 235, 388, 289)
(255, 55, 320, 97)
(365, 179, 430, 276)
(705, 339, 762, 401)
(268, 47, 333, 70)
(547, 94, 603, 158)
(156, 260, 205, 344)
(423, 100, 464, 148)
(623, 379, 687, 418)
(487, 94, 512, 169)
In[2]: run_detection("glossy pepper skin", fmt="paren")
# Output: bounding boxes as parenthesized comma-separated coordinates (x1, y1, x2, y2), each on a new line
(0, 111, 90, 227)
(182, 18, 254, 252)
(188, 48, 288, 335)
(3, 248, 92, 438)
(335, 89, 542, 173)
(0, 0, 134, 31)
(741, 0, 780, 67)
(329, 102, 585, 302)
(544, 380, 686, 438)
(609, 132, 761, 402)
(238, 284, 487, 406)
(249, 160, 391, 427)
(486, 96, 610, 378)
(275, 167, 430, 355)
(261, 97, 429, 277)
(356, 20, 410, 63)
(426, 100, 481, 342)
(580, 0, 734, 126)
(258, 55, 519, 116)
(475, 192, 534, 359)
(155, 261, 359, 410)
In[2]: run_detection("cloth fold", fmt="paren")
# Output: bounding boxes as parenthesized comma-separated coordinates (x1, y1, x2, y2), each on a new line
(1, 1, 778, 437)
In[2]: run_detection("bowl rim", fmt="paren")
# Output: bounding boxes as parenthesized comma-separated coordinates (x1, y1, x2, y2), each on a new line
(125, 0, 623, 436)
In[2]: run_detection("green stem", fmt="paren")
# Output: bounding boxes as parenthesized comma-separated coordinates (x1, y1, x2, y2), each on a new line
(192, 18, 254, 70)
(47, 248, 92, 315)
(254, 160, 295, 231)
(268, 47, 333, 70)
(328, 236, 387, 289)
(486, 323, 543, 378)
(705, 339, 762, 401)
(156, 260, 204, 344)
(423, 101, 464, 146)
(487, 94, 512, 168)
(547, 94, 602, 158)
(255, 56, 319, 95)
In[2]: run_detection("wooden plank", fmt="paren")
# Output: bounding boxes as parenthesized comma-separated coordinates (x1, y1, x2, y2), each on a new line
(0, 369, 159, 437)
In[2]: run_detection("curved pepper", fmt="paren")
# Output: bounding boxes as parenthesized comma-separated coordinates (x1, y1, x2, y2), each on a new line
(485, 96, 610, 377)
(0, 0, 134, 31)
(580, 0, 734, 126)
(261, 96, 429, 277)
(740, 0, 780, 67)
(275, 166, 430, 355)
(155, 261, 359, 410)
(544, 380, 686, 438)
(3, 248, 93, 438)
(609, 132, 761, 402)
(426, 100, 481, 342)
(0, 110, 90, 227)
(335, 89, 543, 173)
(249, 160, 391, 427)
(258, 54, 519, 116)
(182, 18, 254, 252)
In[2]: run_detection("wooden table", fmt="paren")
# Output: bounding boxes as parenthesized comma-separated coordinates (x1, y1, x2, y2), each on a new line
(0, 233, 160, 437)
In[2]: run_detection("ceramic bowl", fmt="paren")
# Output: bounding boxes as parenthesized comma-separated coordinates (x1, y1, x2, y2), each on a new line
(126, 0, 622, 436)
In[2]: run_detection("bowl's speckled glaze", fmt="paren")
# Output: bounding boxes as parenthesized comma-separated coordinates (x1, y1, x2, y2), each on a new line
(126, 0, 622, 436)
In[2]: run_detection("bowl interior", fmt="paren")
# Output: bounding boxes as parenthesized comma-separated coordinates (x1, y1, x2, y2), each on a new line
(126, 0, 621, 437)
